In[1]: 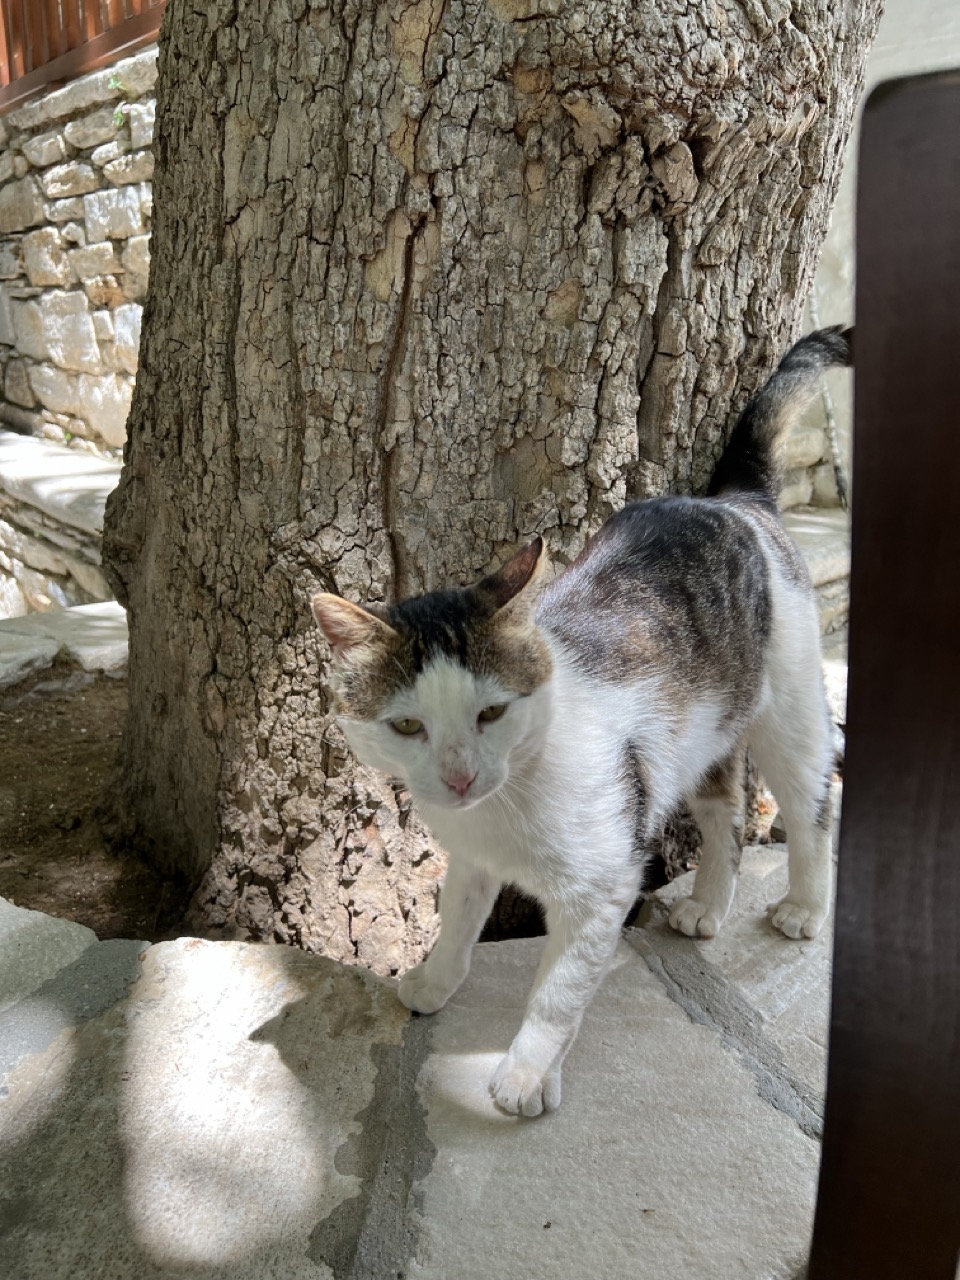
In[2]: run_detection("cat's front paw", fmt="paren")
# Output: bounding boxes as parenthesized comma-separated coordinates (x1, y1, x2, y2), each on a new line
(397, 962, 456, 1014)
(490, 1054, 561, 1117)
(767, 897, 827, 940)
(668, 896, 723, 939)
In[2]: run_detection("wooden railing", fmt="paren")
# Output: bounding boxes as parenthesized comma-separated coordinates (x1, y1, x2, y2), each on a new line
(0, 0, 167, 114)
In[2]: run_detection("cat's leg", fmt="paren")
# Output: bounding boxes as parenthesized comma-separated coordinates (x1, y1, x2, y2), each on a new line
(668, 744, 746, 939)
(398, 855, 500, 1014)
(748, 693, 835, 940)
(491, 869, 639, 1117)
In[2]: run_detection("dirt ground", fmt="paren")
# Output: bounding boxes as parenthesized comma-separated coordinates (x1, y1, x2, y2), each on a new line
(0, 663, 183, 942)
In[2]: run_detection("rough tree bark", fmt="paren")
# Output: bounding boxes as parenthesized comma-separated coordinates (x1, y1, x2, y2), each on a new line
(104, 0, 880, 974)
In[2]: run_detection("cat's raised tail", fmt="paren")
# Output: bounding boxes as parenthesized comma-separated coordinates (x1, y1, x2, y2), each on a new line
(708, 325, 853, 504)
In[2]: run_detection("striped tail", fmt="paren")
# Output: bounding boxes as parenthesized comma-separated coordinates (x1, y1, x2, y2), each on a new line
(708, 326, 853, 503)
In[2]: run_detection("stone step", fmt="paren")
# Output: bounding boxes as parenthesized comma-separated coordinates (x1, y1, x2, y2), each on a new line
(0, 429, 121, 537)
(0, 845, 829, 1278)
(0, 598, 127, 686)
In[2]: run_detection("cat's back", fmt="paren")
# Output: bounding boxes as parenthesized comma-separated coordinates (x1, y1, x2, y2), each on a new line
(536, 494, 773, 696)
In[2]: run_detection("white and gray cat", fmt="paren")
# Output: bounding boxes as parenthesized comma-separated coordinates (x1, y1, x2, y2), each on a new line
(313, 327, 851, 1117)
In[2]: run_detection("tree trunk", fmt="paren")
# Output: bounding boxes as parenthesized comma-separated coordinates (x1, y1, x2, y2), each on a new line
(103, 0, 881, 974)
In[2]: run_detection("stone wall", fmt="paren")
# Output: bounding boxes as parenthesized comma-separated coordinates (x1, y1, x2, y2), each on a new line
(0, 47, 157, 456)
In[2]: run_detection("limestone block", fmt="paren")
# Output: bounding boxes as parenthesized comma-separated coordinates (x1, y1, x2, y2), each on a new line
(22, 228, 74, 287)
(76, 372, 132, 447)
(87, 314, 113, 346)
(0, 152, 15, 184)
(784, 424, 826, 470)
(0, 573, 28, 620)
(810, 461, 841, 507)
(0, 177, 45, 233)
(90, 140, 128, 167)
(13, 157, 28, 178)
(27, 363, 80, 417)
(63, 106, 121, 149)
(60, 221, 85, 246)
(45, 196, 84, 223)
(11, 299, 47, 360)
(40, 290, 102, 374)
(0, 897, 97, 1011)
(0, 286, 16, 346)
(104, 150, 155, 186)
(83, 275, 126, 307)
(83, 187, 143, 241)
(112, 304, 141, 374)
(68, 240, 121, 280)
(127, 100, 156, 148)
(41, 162, 99, 200)
(138, 181, 152, 219)
(0, 241, 21, 278)
(120, 233, 150, 298)
(21, 131, 67, 168)
(779, 468, 813, 511)
(5, 359, 35, 408)
(8, 51, 148, 129)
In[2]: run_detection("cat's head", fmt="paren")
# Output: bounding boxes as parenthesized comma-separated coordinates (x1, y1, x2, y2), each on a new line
(312, 538, 552, 810)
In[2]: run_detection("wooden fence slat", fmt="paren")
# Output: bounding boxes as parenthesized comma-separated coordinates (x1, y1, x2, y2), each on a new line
(0, 4, 10, 88)
(0, 0, 166, 109)
(808, 69, 960, 1280)
(23, 0, 48, 73)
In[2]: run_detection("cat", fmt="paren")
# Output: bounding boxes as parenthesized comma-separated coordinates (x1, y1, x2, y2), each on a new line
(312, 326, 851, 1117)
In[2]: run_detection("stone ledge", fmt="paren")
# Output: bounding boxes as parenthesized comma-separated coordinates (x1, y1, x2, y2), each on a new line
(0, 429, 121, 536)
(0, 599, 127, 685)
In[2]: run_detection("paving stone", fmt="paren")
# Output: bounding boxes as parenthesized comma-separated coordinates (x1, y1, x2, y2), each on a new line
(0, 600, 127, 672)
(411, 935, 819, 1280)
(640, 846, 833, 1097)
(0, 429, 120, 534)
(0, 898, 97, 1013)
(0, 938, 404, 1279)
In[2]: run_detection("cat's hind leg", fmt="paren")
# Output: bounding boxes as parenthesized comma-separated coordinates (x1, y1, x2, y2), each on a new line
(398, 856, 500, 1013)
(668, 744, 746, 939)
(748, 687, 834, 940)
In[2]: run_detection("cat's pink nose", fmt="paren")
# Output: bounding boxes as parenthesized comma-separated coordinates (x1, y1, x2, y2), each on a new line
(445, 770, 477, 798)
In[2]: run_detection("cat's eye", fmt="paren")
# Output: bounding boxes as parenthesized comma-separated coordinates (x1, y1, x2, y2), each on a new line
(390, 717, 424, 736)
(478, 703, 508, 724)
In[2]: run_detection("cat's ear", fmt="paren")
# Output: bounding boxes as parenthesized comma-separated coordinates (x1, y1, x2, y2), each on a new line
(311, 594, 395, 660)
(476, 536, 546, 611)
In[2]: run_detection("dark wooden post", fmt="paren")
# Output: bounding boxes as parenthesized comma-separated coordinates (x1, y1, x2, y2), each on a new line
(809, 70, 960, 1280)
